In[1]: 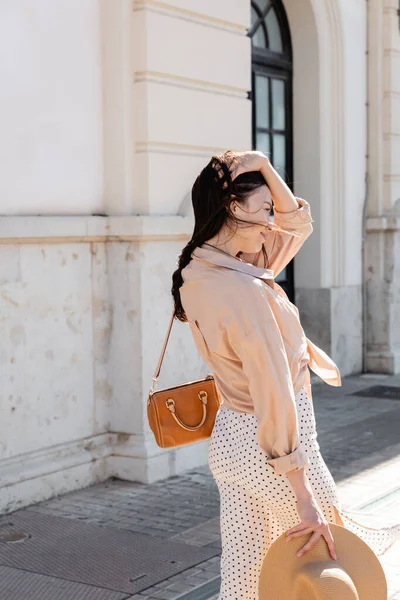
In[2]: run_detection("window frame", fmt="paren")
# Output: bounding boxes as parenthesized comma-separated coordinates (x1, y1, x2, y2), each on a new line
(250, 0, 295, 302)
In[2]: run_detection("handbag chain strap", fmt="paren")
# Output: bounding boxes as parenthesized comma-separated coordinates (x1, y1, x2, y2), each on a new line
(150, 310, 175, 394)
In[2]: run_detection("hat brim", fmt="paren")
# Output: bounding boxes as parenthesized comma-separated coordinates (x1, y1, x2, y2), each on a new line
(259, 523, 387, 600)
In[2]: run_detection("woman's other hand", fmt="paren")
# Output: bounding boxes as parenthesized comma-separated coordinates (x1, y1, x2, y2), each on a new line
(286, 495, 337, 560)
(216, 150, 269, 180)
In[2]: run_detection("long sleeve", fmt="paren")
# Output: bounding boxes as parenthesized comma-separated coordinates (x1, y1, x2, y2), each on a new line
(265, 197, 313, 276)
(227, 287, 309, 476)
(243, 197, 313, 276)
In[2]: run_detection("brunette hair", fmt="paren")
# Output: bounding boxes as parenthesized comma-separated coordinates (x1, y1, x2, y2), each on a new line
(171, 154, 267, 322)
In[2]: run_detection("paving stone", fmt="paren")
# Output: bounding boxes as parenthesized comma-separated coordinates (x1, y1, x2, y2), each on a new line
(0, 565, 128, 600)
(164, 582, 194, 593)
(0, 511, 219, 595)
(145, 590, 178, 600)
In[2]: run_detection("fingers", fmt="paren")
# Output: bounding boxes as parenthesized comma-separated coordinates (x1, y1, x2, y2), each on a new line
(213, 152, 243, 183)
(323, 528, 337, 561)
(228, 156, 245, 180)
(288, 526, 337, 560)
(297, 530, 320, 557)
(285, 527, 314, 542)
(286, 522, 308, 535)
(212, 150, 267, 183)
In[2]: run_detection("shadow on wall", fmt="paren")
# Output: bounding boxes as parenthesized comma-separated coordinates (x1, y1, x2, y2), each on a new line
(178, 191, 193, 218)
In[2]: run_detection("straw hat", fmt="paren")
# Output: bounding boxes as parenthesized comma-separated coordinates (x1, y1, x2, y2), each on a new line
(259, 523, 387, 600)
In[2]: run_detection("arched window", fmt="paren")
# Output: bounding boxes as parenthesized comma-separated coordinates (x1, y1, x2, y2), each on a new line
(250, 0, 294, 299)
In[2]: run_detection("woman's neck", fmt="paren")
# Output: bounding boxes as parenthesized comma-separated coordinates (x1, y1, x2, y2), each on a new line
(205, 228, 242, 258)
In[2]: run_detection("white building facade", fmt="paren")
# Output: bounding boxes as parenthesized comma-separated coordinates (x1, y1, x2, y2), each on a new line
(0, 0, 398, 512)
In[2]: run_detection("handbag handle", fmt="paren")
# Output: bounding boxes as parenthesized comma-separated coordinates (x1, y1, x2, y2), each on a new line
(165, 391, 208, 430)
(150, 310, 175, 393)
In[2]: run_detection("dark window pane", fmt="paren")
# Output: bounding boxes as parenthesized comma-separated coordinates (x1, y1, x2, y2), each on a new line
(252, 22, 267, 48)
(256, 132, 270, 156)
(272, 79, 285, 130)
(275, 267, 287, 282)
(251, 1, 293, 300)
(255, 75, 269, 127)
(273, 134, 286, 177)
(257, 0, 271, 11)
(265, 8, 283, 53)
(251, 5, 259, 27)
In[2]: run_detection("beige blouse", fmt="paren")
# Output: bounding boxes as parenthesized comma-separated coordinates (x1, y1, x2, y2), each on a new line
(180, 198, 341, 476)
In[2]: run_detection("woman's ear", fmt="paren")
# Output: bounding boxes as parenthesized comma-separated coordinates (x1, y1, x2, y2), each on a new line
(226, 199, 237, 214)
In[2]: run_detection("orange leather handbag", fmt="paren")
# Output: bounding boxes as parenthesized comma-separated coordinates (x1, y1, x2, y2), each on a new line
(147, 311, 222, 448)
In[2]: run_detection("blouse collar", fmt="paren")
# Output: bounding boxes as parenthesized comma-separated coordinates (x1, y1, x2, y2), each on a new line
(192, 245, 275, 285)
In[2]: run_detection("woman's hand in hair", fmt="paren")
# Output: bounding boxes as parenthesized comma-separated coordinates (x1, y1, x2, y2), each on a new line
(219, 150, 270, 181)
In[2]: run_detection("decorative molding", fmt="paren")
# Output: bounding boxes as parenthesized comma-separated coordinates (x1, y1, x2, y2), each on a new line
(367, 0, 384, 216)
(384, 90, 400, 97)
(0, 434, 112, 489)
(384, 173, 400, 180)
(366, 214, 400, 232)
(383, 6, 399, 15)
(134, 70, 248, 98)
(311, 0, 346, 286)
(0, 432, 208, 511)
(383, 0, 399, 8)
(384, 48, 400, 56)
(327, 0, 346, 287)
(100, 0, 135, 215)
(132, 0, 247, 36)
(0, 215, 193, 244)
(366, 349, 400, 374)
(135, 140, 227, 158)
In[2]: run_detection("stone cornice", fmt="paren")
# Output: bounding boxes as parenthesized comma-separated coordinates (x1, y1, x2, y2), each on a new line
(132, 0, 247, 35)
(0, 215, 194, 244)
(134, 71, 248, 99)
(366, 214, 400, 232)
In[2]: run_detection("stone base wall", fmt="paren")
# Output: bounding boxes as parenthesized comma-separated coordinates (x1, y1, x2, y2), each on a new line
(0, 215, 210, 513)
(296, 285, 363, 377)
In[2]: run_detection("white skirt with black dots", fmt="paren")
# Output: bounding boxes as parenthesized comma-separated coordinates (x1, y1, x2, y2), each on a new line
(208, 387, 400, 600)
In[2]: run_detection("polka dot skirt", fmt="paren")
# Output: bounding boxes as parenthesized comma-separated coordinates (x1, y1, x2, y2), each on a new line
(208, 387, 400, 600)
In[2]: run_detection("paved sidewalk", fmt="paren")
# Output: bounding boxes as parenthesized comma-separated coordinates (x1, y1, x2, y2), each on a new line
(0, 374, 399, 599)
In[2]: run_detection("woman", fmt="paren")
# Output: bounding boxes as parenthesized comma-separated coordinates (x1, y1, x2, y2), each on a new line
(171, 150, 398, 598)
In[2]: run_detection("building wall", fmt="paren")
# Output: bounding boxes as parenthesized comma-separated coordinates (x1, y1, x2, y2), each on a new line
(0, 213, 207, 514)
(0, 0, 104, 215)
(131, 0, 252, 216)
(0, 0, 397, 514)
(0, 0, 252, 513)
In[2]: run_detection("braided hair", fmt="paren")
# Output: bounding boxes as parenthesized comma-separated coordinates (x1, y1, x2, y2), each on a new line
(171, 153, 267, 322)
